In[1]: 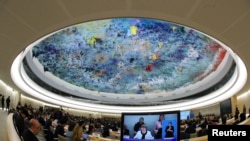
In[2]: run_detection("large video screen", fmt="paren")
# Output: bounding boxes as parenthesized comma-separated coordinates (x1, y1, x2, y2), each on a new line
(120, 111, 180, 141)
(180, 110, 190, 120)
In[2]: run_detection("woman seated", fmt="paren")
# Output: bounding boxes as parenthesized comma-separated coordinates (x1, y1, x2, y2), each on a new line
(134, 124, 154, 140)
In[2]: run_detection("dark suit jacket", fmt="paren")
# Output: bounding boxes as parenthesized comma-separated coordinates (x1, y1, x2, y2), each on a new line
(54, 124, 65, 138)
(22, 129, 39, 141)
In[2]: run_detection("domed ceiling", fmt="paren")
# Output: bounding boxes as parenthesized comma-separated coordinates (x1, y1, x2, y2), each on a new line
(24, 17, 234, 105)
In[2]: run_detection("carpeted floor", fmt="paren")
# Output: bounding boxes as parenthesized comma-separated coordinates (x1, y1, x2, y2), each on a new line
(0, 109, 9, 141)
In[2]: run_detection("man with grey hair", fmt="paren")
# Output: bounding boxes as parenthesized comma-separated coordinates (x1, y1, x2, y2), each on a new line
(21, 119, 41, 141)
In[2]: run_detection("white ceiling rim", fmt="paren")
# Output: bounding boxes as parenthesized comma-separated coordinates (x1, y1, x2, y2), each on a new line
(10, 46, 247, 113)
(18, 17, 235, 105)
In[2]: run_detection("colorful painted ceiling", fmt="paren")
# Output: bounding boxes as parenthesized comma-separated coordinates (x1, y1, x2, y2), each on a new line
(31, 18, 227, 95)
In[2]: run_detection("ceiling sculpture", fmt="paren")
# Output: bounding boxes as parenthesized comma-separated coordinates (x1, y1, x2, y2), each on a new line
(30, 18, 228, 97)
(3, 1, 248, 113)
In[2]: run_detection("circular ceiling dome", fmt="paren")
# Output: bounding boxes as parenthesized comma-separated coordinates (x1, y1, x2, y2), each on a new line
(11, 17, 246, 112)
(22, 18, 235, 105)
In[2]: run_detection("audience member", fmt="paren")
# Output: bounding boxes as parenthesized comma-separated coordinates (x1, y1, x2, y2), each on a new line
(15, 108, 29, 136)
(44, 116, 54, 131)
(73, 120, 84, 141)
(232, 114, 240, 125)
(239, 113, 246, 122)
(184, 121, 196, 134)
(197, 124, 207, 137)
(221, 114, 227, 125)
(243, 105, 246, 115)
(110, 122, 119, 131)
(16, 102, 22, 111)
(54, 119, 67, 138)
(21, 119, 41, 141)
(199, 117, 208, 127)
(37, 113, 46, 126)
(82, 124, 95, 141)
(65, 120, 76, 141)
(198, 112, 203, 120)
(101, 122, 110, 137)
(235, 105, 240, 116)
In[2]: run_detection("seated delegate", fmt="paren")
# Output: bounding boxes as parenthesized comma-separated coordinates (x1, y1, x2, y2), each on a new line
(134, 124, 154, 140)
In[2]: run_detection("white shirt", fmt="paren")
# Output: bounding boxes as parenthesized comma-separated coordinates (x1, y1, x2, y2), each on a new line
(134, 130, 154, 139)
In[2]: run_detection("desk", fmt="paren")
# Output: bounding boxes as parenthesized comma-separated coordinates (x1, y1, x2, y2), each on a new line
(88, 135, 119, 141)
(110, 131, 120, 139)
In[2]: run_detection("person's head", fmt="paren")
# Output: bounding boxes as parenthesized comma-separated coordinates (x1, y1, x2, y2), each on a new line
(59, 118, 67, 125)
(159, 114, 165, 121)
(168, 122, 172, 126)
(139, 117, 144, 123)
(78, 120, 84, 127)
(68, 120, 76, 131)
(200, 123, 206, 129)
(20, 108, 29, 118)
(140, 124, 147, 134)
(87, 124, 95, 134)
(29, 119, 41, 135)
(240, 113, 246, 122)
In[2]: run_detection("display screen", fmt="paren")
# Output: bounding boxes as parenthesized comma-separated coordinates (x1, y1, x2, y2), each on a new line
(180, 110, 190, 120)
(120, 111, 180, 141)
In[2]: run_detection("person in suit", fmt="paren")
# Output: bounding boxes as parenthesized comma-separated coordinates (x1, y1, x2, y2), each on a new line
(6, 96, 10, 111)
(21, 119, 41, 141)
(221, 114, 227, 125)
(15, 108, 30, 136)
(165, 121, 174, 138)
(197, 124, 208, 137)
(133, 117, 145, 135)
(1, 96, 4, 110)
(54, 119, 67, 138)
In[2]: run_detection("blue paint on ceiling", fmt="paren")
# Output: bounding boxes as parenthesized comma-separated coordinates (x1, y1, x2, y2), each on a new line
(32, 18, 227, 94)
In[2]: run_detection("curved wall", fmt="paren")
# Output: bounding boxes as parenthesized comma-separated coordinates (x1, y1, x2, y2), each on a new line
(6, 113, 21, 141)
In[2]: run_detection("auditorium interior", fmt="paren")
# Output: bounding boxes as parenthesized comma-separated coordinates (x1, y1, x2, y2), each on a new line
(0, 0, 250, 141)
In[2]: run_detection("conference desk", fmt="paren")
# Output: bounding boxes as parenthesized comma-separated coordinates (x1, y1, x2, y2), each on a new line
(109, 131, 121, 139)
(89, 135, 119, 141)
